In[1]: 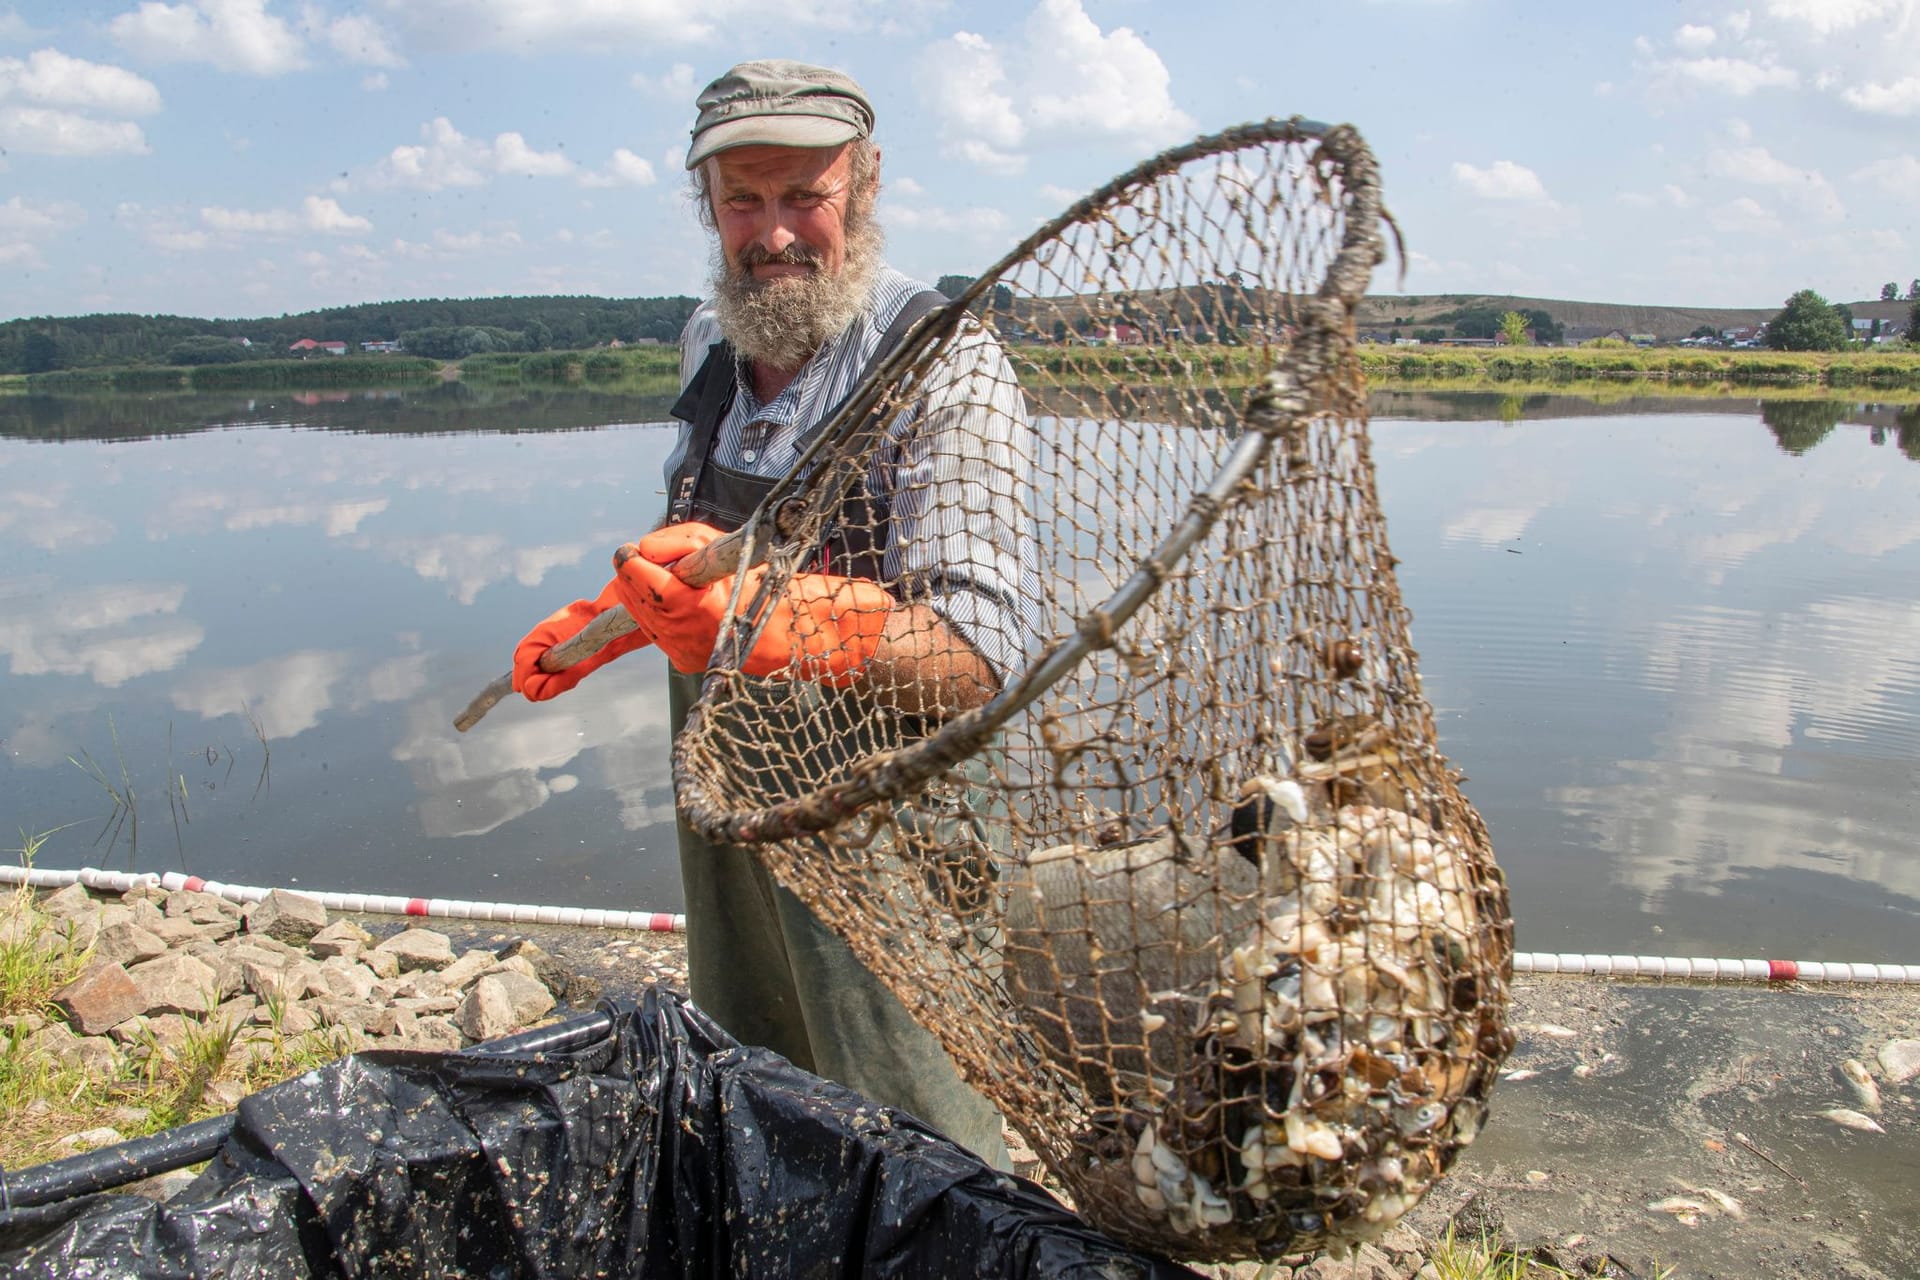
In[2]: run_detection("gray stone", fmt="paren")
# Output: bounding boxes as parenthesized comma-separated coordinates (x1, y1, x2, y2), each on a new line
(360, 947, 401, 979)
(484, 954, 542, 984)
(457, 972, 555, 1042)
(39, 882, 96, 918)
(71, 1033, 122, 1077)
(243, 957, 316, 1004)
(151, 915, 218, 948)
(393, 971, 450, 999)
(257, 1002, 320, 1037)
(203, 1078, 248, 1110)
(126, 952, 219, 1017)
(48, 909, 102, 952)
(213, 943, 293, 1000)
(395, 994, 461, 1016)
(397, 1015, 464, 1052)
(434, 949, 496, 993)
(97, 904, 134, 930)
(0, 905, 42, 947)
(496, 939, 571, 999)
(313, 958, 378, 1001)
(122, 1168, 201, 1202)
(244, 889, 328, 945)
(307, 920, 373, 959)
(55, 1126, 125, 1154)
(7, 1011, 47, 1035)
(128, 898, 166, 931)
(92, 920, 169, 968)
(54, 962, 146, 1035)
(122, 884, 167, 905)
(374, 928, 454, 972)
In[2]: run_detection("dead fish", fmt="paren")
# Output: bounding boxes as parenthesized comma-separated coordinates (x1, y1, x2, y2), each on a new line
(1647, 1196, 1711, 1225)
(1501, 1068, 1540, 1082)
(1840, 1059, 1881, 1113)
(1699, 1188, 1745, 1219)
(1878, 1037, 1920, 1085)
(1818, 1107, 1886, 1134)
(1527, 1023, 1579, 1040)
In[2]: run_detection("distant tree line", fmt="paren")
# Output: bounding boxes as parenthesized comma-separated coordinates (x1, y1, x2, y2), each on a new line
(0, 295, 700, 374)
(1430, 305, 1564, 345)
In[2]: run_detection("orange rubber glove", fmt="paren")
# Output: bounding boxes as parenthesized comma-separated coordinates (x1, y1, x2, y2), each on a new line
(612, 521, 895, 683)
(512, 579, 653, 701)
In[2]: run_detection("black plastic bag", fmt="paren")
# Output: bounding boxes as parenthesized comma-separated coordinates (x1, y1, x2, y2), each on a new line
(0, 989, 1201, 1278)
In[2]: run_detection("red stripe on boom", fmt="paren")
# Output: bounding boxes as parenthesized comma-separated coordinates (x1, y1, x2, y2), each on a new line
(406, 899, 429, 916)
(183, 877, 207, 891)
(1768, 959, 1798, 981)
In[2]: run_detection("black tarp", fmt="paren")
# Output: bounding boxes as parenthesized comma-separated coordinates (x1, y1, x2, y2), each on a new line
(0, 988, 1201, 1278)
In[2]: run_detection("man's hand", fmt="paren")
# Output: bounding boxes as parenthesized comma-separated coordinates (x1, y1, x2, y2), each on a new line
(612, 521, 894, 683)
(512, 580, 653, 701)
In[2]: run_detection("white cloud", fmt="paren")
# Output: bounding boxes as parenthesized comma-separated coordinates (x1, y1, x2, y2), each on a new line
(0, 106, 147, 155)
(0, 49, 163, 115)
(578, 147, 656, 188)
(1706, 143, 1845, 220)
(1842, 76, 1920, 114)
(917, 0, 1191, 175)
(1764, 0, 1907, 35)
(1705, 195, 1782, 234)
(110, 0, 308, 76)
(885, 203, 1010, 237)
(1619, 183, 1695, 209)
(1451, 159, 1554, 204)
(302, 8, 405, 68)
(0, 10, 45, 41)
(200, 194, 372, 234)
(361, 70, 388, 91)
(0, 582, 203, 687)
(170, 649, 348, 739)
(377, 0, 868, 53)
(1670, 56, 1798, 94)
(0, 194, 77, 235)
(390, 226, 523, 259)
(1673, 22, 1717, 51)
(367, 116, 575, 189)
(1023, 0, 1194, 141)
(1853, 153, 1920, 199)
(631, 62, 696, 97)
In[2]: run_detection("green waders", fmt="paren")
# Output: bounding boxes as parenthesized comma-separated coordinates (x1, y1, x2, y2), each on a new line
(668, 668, 1012, 1171)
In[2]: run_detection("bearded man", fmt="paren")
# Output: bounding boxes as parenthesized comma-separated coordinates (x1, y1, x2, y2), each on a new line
(510, 60, 1038, 1170)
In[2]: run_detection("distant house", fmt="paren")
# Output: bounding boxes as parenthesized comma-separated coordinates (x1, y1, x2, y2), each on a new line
(287, 338, 320, 354)
(361, 339, 402, 353)
(320, 341, 348, 356)
(1089, 322, 1145, 345)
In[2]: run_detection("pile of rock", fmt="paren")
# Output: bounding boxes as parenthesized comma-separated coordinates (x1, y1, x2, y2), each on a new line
(10, 883, 598, 1087)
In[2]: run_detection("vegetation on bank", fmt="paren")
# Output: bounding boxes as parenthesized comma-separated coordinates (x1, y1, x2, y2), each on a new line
(24, 356, 442, 394)
(0, 295, 700, 375)
(1011, 341, 1920, 391)
(13, 345, 687, 395)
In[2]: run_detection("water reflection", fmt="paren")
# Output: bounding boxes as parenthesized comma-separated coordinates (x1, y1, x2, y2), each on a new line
(0, 384, 1914, 960)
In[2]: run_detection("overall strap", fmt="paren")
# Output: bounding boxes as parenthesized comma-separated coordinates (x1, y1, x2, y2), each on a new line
(667, 341, 739, 523)
(664, 289, 948, 525)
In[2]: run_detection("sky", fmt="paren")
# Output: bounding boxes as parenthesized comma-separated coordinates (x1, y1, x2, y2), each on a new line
(2, 0, 1919, 323)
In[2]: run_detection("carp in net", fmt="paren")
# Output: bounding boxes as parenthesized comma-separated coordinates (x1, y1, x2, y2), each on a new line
(669, 118, 1515, 1261)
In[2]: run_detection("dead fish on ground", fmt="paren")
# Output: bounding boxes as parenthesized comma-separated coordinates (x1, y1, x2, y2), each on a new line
(1878, 1037, 1920, 1085)
(1817, 1107, 1886, 1134)
(1840, 1059, 1881, 1113)
(1646, 1196, 1712, 1226)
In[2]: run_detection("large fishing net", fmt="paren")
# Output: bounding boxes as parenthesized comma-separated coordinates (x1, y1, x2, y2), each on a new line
(672, 119, 1515, 1261)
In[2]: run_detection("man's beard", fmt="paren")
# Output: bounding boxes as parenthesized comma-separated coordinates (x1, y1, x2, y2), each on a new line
(709, 211, 884, 372)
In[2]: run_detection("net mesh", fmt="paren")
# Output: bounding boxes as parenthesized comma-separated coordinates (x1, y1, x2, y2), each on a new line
(673, 120, 1515, 1260)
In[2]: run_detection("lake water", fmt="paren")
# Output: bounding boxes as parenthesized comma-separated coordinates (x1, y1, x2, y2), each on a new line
(3, 385, 1917, 965)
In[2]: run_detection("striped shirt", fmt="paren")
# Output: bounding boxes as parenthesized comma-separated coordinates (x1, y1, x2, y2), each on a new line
(668, 266, 1042, 679)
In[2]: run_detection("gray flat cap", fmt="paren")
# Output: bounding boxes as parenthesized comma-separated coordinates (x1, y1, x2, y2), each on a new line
(685, 59, 874, 170)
